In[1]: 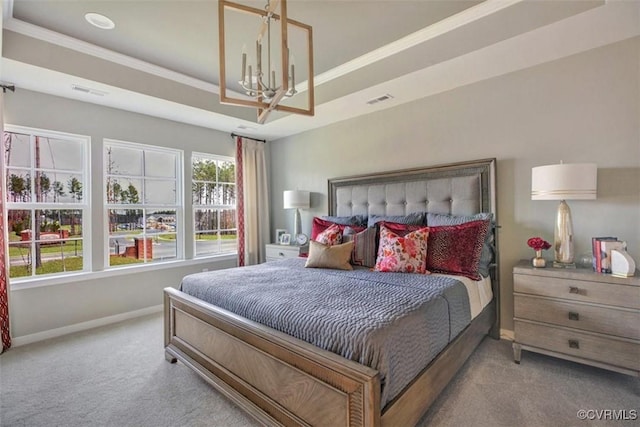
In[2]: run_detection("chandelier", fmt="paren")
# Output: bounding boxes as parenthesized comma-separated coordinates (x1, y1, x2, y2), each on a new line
(218, 0, 314, 124)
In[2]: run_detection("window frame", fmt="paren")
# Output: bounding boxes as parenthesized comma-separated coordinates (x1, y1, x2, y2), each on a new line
(104, 139, 184, 269)
(192, 152, 237, 258)
(3, 124, 91, 282)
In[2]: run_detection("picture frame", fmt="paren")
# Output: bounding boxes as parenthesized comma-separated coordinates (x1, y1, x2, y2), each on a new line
(275, 229, 287, 244)
(279, 233, 291, 245)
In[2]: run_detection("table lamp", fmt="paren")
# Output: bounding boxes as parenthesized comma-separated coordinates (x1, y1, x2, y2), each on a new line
(283, 190, 310, 239)
(531, 163, 597, 268)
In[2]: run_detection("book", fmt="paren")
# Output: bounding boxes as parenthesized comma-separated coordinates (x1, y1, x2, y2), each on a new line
(592, 237, 617, 272)
(600, 240, 627, 274)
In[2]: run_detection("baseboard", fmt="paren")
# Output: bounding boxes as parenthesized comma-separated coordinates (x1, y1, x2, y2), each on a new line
(11, 305, 163, 347)
(500, 328, 514, 341)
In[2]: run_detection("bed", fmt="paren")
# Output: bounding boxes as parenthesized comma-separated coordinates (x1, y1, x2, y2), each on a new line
(164, 158, 500, 427)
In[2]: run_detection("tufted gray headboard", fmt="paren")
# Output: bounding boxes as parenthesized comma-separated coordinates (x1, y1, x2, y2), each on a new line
(328, 158, 499, 336)
(328, 158, 496, 218)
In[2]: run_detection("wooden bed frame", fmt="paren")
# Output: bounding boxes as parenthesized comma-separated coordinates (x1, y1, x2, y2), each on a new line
(165, 158, 499, 427)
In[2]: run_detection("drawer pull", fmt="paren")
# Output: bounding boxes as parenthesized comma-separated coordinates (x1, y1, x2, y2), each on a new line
(569, 286, 580, 294)
(568, 312, 580, 321)
(568, 339, 580, 349)
(278, 252, 285, 257)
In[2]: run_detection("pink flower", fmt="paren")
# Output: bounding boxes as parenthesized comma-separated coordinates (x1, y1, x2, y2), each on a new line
(527, 237, 551, 251)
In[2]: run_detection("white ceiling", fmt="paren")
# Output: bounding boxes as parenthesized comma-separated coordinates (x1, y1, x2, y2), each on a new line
(1, 0, 638, 141)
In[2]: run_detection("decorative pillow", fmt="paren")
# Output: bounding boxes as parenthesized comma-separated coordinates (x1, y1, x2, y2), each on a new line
(367, 212, 425, 228)
(426, 212, 495, 278)
(321, 215, 367, 227)
(311, 217, 365, 241)
(374, 225, 429, 274)
(343, 226, 377, 267)
(305, 240, 354, 270)
(377, 221, 425, 237)
(426, 219, 490, 280)
(314, 224, 343, 246)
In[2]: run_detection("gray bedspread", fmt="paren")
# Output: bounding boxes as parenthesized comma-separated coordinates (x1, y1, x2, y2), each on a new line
(180, 258, 470, 406)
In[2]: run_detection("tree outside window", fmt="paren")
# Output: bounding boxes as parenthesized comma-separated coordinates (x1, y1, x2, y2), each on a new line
(3, 128, 88, 279)
(105, 141, 182, 268)
(192, 154, 236, 257)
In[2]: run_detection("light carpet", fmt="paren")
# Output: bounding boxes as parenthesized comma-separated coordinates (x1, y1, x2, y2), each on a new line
(1, 313, 638, 426)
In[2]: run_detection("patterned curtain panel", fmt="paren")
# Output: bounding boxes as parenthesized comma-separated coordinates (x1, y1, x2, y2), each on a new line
(0, 185, 9, 353)
(235, 137, 246, 266)
(0, 93, 10, 353)
(235, 137, 270, 266)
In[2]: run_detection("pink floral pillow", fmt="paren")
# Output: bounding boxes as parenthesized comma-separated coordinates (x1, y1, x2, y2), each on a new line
(314, 223, 342, 246)
(374, 225, 429, 274)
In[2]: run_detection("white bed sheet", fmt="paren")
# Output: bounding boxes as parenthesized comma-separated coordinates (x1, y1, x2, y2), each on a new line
(433, 273, 493, 320)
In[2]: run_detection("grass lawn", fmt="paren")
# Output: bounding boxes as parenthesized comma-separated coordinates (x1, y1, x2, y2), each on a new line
(9, 253, 145, 278)
(196, 233, 237, 241)
(10, 257, 84, 278)
(109, 256, 144, 266)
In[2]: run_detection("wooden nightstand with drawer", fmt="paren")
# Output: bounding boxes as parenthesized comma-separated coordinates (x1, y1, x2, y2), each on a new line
(512, 260, 640, 376)
(265, 243, 308, 262)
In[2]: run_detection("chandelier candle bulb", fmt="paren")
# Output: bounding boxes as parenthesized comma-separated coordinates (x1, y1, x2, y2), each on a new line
(256, 41, 262, 74)
(247, 65, 253, 91)
(290, 55, 295, 93)
(241, 47, 247, 85)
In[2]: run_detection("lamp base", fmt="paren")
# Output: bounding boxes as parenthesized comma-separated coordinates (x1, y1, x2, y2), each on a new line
(553, 261, 576, 269)
(554, 200, 575, 266)
(293, 208, 302, 237)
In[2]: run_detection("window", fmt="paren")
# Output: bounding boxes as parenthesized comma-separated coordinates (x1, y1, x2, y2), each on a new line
(105, 141, 182, 268)
(192, 153, 236, 256)
(3, 126, 89, 279)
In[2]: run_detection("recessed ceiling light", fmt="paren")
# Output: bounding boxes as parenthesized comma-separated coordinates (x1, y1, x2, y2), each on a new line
(85, 12, 115, 30)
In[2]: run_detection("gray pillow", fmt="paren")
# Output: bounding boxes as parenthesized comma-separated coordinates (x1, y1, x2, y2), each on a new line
(321, 215, 367, 227)
(367, 212, 425, 228)
(426, 212, 495, 278)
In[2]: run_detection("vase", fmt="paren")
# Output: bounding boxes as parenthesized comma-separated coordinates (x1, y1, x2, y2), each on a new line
(532, 250, 546, 268)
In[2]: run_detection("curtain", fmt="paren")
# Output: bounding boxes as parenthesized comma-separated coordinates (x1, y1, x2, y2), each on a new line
(235, 136, 270, 266)
(0, 91, 11, 353)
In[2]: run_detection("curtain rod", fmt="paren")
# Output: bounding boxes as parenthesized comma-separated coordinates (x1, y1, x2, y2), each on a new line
(231, 132, 266, 143)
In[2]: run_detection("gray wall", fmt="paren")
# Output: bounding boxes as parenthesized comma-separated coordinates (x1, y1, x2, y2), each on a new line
(269, 37, 640, 333)
(5, 90, 238, 339)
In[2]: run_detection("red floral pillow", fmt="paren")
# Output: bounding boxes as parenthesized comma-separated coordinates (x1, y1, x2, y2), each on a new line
(311, 217, 364, 241)
(426, 219, 490, 280)
(314, 224, 343, 246)
(374, 225, 429, 274)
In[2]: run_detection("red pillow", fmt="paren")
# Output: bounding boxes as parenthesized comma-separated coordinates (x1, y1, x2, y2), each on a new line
(426, 219, 490, 280)
(377, 221, 425, 237)
(311, 217, 365, 241)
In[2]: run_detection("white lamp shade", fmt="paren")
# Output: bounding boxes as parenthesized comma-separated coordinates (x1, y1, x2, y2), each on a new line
(531, 163, 597, 200)
(283, 190, 310, 209)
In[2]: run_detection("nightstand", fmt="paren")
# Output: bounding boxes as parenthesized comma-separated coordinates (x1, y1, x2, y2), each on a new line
(265, 243, 308, 262)
(512, 260, 639, 376)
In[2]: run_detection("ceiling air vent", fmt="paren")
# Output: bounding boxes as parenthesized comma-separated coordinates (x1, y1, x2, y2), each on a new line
(71, 84, 107, 96)
(366, 94, 394, 106)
